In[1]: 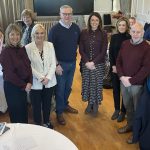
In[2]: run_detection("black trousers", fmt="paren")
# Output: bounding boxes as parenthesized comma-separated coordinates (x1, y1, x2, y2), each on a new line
(30, 86, 54, 125)
(4, 81, 28, 123)
(112, 73, 126, 113)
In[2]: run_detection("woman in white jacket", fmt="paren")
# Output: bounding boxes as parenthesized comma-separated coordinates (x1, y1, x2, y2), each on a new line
(25, 24, 56, 129)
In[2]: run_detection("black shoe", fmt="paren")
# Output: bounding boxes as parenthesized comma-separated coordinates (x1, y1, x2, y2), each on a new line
(43, 122, 54, 129)
(57, 114, 66, 125)
(92, 102, 98, 116)
(118, 124, 132, 134)
(85, 103, 93, 114)
(117, 112, 125, 122)
(111, 110, 120, 120)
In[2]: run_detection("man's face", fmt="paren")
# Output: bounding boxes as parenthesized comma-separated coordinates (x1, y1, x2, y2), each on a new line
(60, 8, 73, 25)
(129, 19, 136, 27)
(130, 25, 144, 43)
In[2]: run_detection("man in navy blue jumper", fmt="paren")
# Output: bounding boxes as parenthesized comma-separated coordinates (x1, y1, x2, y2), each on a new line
(48, 5, 80, 125)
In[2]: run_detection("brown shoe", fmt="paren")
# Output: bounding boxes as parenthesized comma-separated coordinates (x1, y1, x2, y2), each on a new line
(118, 124, 132, 134)
(65, 105, 78, 114)
(57, 114, 66, 125)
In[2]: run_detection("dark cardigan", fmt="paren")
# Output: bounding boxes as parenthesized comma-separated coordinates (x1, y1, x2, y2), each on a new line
(79, 29, 108, 64)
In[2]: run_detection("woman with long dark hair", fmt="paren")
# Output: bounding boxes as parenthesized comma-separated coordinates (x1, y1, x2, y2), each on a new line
(79, 12, 108, 116)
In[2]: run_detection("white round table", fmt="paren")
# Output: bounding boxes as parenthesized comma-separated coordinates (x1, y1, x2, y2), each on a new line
(0, 123, 78, 150)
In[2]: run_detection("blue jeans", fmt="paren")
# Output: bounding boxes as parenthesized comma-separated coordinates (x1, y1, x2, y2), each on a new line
(56, 61, 76, 115)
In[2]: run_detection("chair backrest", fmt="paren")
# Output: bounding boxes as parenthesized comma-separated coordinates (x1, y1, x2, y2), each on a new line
(103, 14, 111, 25)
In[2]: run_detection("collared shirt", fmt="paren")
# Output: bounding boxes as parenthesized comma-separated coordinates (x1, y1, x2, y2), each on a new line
(59, 20, 72, 29)
(130, 38, 143, 45)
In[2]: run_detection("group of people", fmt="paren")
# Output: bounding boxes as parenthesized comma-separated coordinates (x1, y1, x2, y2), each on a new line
(0, 4, 150, 149)
(0, 5, 79, 129)
(109, 15, 150, 149)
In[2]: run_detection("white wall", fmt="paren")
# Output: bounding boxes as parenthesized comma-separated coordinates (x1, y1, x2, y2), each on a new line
(131, 0, 150, 25)
(84, 0, 112, 25)
(94, 0, 112, 12)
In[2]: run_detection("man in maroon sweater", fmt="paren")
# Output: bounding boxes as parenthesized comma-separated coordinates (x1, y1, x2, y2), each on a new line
(116, 22, 150, 143)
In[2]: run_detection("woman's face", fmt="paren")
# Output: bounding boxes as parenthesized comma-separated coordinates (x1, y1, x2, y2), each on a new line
(9, 30, 20, 46)
(34, 28, 45, 43)
(118, 21, 127, 33)
(22, 15, 32, 26)
(90, 15, 100, 31)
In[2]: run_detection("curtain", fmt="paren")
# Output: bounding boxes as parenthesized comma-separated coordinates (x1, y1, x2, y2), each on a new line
(131, 0, 137, 17)
(113, 0, 120, 12)
(0, 0, 25, 31)
(120, 0, 131, 17)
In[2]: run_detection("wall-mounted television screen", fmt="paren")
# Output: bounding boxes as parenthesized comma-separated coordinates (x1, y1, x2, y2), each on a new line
(33, 0, 94, 16)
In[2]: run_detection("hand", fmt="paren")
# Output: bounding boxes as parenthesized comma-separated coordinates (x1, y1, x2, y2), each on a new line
(25, 83, 32, 92)
(120, 76, 131, 87)
(146, 40, 150, 45)
(85, 62, 95, 70)
(42, 77, 49, 85)
(112, 66, 117, 73)
(56, 64, 63, 75)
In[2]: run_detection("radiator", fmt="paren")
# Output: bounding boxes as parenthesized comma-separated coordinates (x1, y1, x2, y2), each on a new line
(35, 20, 58, 40)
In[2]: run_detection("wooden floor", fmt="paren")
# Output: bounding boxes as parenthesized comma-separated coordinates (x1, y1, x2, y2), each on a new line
(0, 55, 139, 150)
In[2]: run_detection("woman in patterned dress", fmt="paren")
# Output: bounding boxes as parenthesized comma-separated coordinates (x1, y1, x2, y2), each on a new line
(79, 12, 108, 116)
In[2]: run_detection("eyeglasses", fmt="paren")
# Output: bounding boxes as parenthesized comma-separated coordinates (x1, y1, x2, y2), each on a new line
(130, 30, 142, 34)
(61, 13, 72, 16)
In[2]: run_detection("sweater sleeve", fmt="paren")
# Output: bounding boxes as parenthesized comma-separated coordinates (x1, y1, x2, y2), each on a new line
(0, 49, 26, 89)
(116, 45, 124, 77)
(93, 31, 108, 64)
(48, 27, 55, 43)
(109, 35, 116, 66)
(79, 30, 89, 63)
(22, 47, 32, 84)
(129, 48, 150, 84)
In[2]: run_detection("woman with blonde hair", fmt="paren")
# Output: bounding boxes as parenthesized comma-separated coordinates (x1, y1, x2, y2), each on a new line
(25, 24, 56, 128)
(109, 17, 131, 122)
(0, 24, 32, 123)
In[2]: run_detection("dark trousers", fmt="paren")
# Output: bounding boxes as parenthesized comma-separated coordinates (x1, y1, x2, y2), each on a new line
(121, 83, 143, 127)
(30, 86, 54, 125)
(4, 81, 28, 123)
(112, 73, 126, 113)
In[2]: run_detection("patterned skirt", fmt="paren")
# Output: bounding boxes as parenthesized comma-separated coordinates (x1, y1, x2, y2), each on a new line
(81, 63, 105, 104)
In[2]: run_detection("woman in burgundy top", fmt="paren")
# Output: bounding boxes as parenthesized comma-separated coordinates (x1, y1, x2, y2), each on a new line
(0, 24, 32, 123)
(79, 12, 108, 116)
